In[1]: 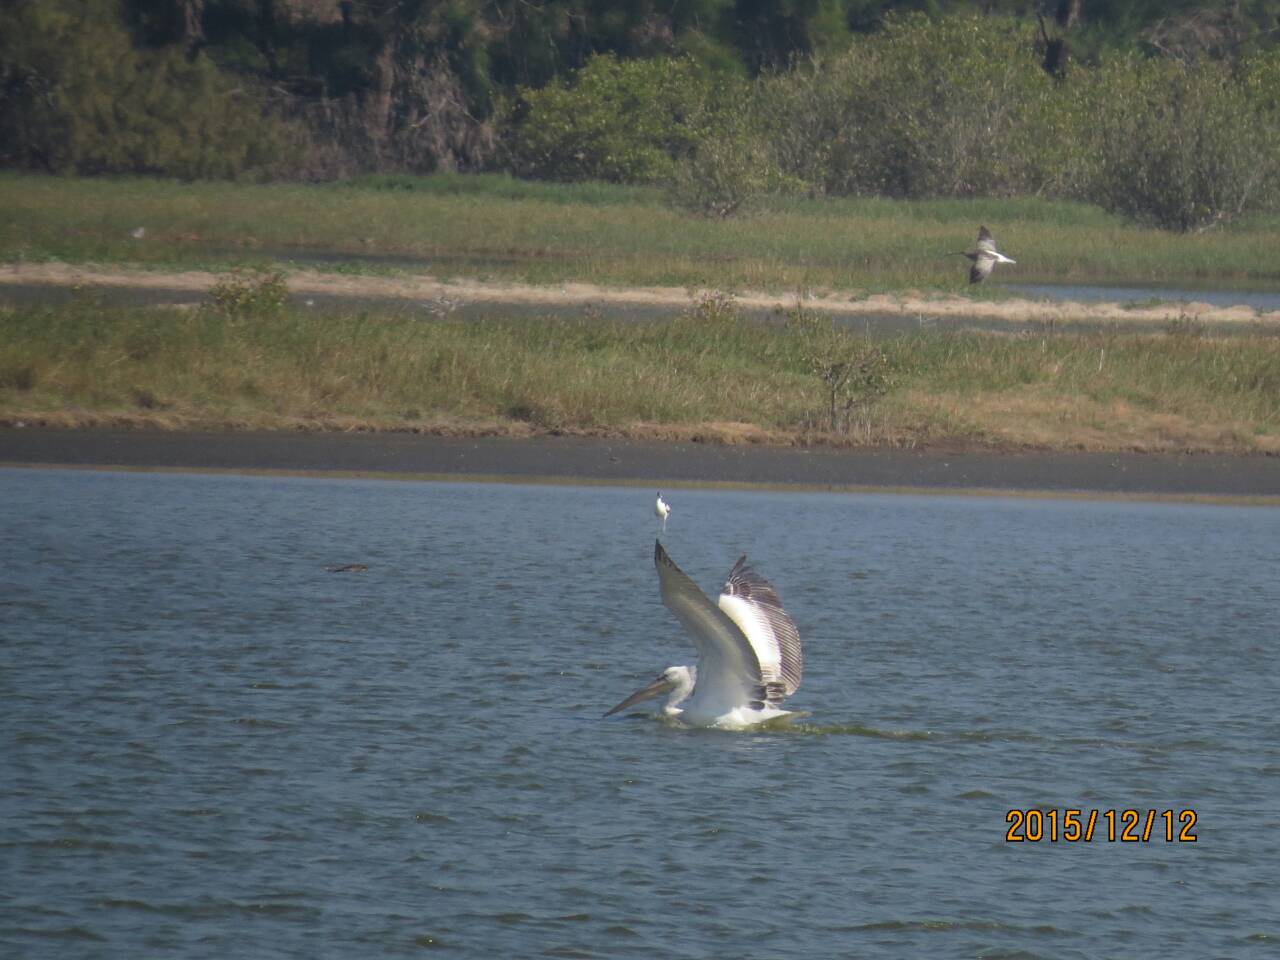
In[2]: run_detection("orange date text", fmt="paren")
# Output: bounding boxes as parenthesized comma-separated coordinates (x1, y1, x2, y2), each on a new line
(1005, 808, 1198, 843)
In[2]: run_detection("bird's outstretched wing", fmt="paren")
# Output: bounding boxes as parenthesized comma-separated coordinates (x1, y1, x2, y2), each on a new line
(719, 556, 803, 696)
(654, 541, 775, 709)
(969, 226, 1000, 283)
(969, 257, 995, 284)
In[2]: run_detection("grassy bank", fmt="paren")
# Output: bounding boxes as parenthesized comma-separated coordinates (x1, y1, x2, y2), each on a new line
(6, 173, 1280, 294)
(2, 296, 1277, 453)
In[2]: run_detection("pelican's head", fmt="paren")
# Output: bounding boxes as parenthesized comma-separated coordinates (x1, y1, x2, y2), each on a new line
(603, 665, 695, 717)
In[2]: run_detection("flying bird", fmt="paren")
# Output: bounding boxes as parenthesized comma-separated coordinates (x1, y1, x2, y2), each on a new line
(654, 492, 671, 533)
(955, 225, 1016, 284)
(604, 541, 804, 729)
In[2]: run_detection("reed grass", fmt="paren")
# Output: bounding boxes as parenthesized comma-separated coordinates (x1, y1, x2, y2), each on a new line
(5, 173, 1280, 293)
(3, 296, 1277, 453)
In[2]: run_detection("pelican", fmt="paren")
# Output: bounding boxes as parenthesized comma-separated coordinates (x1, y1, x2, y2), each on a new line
(654, 492, 671, 532)
(955, 225, 1016, 284)
(604, 541, 803, 728)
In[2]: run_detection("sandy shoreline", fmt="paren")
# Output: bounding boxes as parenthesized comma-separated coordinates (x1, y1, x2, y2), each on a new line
(4, 261, 1279, 330)
(2, 428, 1278, 501)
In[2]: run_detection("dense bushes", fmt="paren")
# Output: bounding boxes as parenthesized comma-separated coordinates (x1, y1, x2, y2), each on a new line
(750, 15, 1280, 229)
(506, 56, 719, 184)
(6, 4, 1280, 231)
(1080, 55, 1280, 230)
(0, 0, 291, 179)
(756, 15, 1058, 199)
(505, 14, 1280, 230)
(754, 15, 1280, 229)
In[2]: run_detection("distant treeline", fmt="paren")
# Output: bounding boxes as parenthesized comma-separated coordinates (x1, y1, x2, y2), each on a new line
(5, 0, 1280, 229)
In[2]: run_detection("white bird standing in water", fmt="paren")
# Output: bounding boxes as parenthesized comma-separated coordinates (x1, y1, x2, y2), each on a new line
(604, 541, 804, 729)
(654, 492, 671, 533)
(955, 225, 1016, 284)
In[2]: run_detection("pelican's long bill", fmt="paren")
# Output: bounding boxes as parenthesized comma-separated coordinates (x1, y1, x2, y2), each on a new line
(602, 673, 677, 717)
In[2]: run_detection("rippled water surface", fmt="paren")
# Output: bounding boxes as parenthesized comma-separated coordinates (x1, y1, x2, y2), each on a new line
(3, 469, 1278, 959)
(1008, 282, 1280, 312)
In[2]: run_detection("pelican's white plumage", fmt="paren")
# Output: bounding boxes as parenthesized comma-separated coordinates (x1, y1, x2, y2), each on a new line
(604, 540, 803, 728)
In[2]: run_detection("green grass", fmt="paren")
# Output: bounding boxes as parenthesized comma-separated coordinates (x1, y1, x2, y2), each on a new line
(3, 295, 1277, 453)
(344, 172, 665, 207)
(6, 173, 1280, 292)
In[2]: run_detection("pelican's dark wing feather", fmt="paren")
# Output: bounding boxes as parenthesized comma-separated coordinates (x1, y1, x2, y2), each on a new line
(720, 556, 803, 696)
(969, 257, 995, 284)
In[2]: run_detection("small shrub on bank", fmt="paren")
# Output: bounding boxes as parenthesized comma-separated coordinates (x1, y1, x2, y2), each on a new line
(684, 290, 740, 326)
(784, 305, 896, 435)
(210, 269, 289, 317)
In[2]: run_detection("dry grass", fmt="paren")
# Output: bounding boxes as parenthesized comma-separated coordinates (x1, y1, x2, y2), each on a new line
(2, 293, 1278, 453)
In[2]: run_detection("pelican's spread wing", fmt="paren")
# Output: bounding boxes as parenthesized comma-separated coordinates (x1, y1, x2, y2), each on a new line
(969, 257, 995, 283)
(653, 541, 775, 710)
(969, 226, 1000, 283)
(975, 225, 997, 255)
(719, 556, 803, 696)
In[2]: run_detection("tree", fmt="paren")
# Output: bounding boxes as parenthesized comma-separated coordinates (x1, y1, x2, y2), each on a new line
(1081, 54, 1280, 230)
(127, 0, 206, 48)
(0, 0, 288, 177)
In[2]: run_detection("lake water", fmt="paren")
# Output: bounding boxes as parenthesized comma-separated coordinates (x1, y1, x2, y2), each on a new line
(1009, 283, 1280, 312)
(3, 468, 1278, 959)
